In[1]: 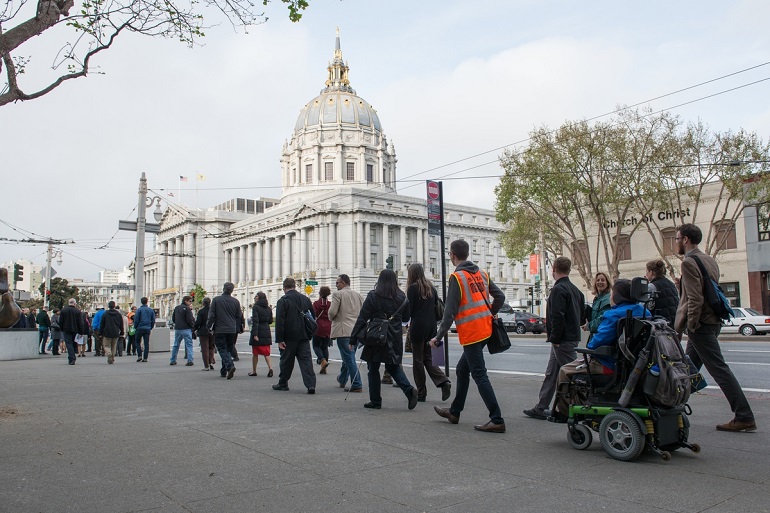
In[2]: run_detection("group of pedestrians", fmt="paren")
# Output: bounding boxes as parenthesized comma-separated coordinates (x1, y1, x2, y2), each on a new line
(522, 223, 756, 433)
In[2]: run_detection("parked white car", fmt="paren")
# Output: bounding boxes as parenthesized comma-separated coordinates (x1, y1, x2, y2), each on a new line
(721, 307, 770, 336)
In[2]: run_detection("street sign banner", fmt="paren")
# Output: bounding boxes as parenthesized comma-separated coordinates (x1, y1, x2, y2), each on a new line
(426, 180, 442, 236)
(305, 280, 318, 285)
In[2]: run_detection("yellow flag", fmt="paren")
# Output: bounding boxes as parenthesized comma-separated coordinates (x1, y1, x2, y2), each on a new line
(196, 174, 206, 181)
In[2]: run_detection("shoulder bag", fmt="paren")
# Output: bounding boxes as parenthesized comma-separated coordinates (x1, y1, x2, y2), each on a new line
(289, 299, 317, 339)
(364, 296, 409, 347)
(478, 273, 511, 354)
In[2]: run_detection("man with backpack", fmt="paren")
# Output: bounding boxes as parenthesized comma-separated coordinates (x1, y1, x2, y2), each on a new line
(675, 223, 756, 432)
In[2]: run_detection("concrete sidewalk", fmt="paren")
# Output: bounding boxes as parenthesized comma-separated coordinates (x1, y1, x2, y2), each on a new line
(1, 354, 768, 513)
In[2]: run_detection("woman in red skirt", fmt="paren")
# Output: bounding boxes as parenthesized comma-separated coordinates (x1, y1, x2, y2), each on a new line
(249, 292, 274, 377)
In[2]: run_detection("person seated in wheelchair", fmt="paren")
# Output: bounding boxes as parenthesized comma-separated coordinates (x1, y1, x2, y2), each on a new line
(551, 279, 650, 421)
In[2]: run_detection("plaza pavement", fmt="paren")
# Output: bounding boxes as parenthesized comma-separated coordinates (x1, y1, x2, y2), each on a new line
(0, 351, 768, 513)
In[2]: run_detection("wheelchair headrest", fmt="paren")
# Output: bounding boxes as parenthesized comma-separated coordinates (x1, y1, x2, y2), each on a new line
(630, 277, 651, 303)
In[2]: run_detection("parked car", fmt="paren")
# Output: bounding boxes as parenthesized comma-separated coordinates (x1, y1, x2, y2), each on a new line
(501, 311, 545, 334)
(721, 307, 770, 336)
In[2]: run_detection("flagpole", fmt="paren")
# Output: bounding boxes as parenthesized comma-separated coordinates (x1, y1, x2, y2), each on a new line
(196, 175, 199, 212)
(178, 177, 181, 205)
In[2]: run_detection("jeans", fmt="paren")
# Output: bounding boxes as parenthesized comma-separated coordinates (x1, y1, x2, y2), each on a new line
(367, 362, 414, 406)
(686, 324, 754, 422)
(336, 338, 362, 389)
(215, 333, 237, 375)
(136, 330, 151, 360)
(313, 335, 330, 363)
(38, 328, 49, 353)
(126, 333, 136, 354)
(450, 340, 504, 424)
(171, 329, 193, 363)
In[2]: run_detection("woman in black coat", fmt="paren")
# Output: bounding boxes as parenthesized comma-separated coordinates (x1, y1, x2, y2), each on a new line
(406, 263, 451, 402)
(645, 259, 680, 327)
(351, 269, 418, 410)
(194, 297, 215, 370)
(249, 292, 274, 377)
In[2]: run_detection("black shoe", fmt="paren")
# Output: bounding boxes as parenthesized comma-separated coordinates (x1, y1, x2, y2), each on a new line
(523, 407, 547, 420)
(408, 388, 418, 410)
(364, 402, 381, 409)
(547, 413, 569, 424)
(141, 359, 147, 362)
(185, 361, 194, 367)
(381, 377, 393, 385)
(69, 362, 75, 365)
(307, 388, 315, 394)
(137, 358, 142, 362)
(344, 387, 363, 393)
(272, 384, 289, 391)
(232, 356, 240, 361)
(227, 367, 236, 380)
(441, 382, 452, 402)
(169, 362, 177, 366)
(267, 369, 273, 378)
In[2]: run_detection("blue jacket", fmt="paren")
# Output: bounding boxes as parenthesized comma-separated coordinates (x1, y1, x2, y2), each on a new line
(587, 302, 649, 370)
(92, 309, 105, 330)
(133, 305, 156, 332)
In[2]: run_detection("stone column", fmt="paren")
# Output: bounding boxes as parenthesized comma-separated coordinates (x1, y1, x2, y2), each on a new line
(329, 222, 337, 270)
(174, 236, 184, 289)
(255, 240, 264, 281)
(299, 228, 307, 274)
(321, 223, 329, 270)
(247, 242, 255, 282)
(273, 236, 281, 280)
(264, 238, 272, 282)
(364, 222, 371, 269)
(184, 232, 195, 291)
(158, 240, 168, 289)
(285, 233, 293, 276)
(225, 248, 232, 283)
(417, 228, 425, 266)
(166, 238, 175, 289)
(356, 220, 364, 269)
(399, 225, 407, 272)
(232, 246, 240, 285)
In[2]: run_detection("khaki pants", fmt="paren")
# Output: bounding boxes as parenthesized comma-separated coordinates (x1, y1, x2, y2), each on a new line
(103, 337, 118, 363)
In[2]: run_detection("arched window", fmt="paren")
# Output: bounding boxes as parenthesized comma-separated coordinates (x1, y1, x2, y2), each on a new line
(714, 220, 737, 250)
(661, 227, 677, 255)
(613, 234, 631, 261)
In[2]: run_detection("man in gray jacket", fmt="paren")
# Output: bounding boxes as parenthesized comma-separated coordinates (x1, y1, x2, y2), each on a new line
(328, 274, 364, 392)
(207, 282, 244, 380)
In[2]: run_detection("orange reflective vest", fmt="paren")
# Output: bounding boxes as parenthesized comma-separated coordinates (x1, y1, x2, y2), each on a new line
(452, 269, 492, 345)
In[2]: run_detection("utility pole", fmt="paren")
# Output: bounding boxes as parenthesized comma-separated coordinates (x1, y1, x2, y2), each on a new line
(0, 237, 73, 307)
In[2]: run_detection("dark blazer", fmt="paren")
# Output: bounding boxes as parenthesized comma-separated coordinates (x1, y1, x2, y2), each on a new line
(351, 290, 407, 365)
(275, 290, 313, 344)
(207, 293, 244, 334)
(172, 303, 195, 330)
(546, 276, 585, 344)
(250, 299, 273, 346)
(59, 305, 85, 334)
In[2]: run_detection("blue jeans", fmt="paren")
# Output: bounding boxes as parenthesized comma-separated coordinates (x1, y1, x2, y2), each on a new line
(171, 329, 193, 363)
(336, 338, 362, 389)
(39, 328, 49, 352)
(450, 340, 504, 425)
(136, 330, 151, 360)
(367, 362, 414, 406)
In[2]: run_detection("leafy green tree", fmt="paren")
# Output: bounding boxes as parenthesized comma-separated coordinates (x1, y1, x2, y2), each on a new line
(1, 0, 309, 106)
(189, 283, 206, 310)
(495, 108, 770, 287)
(38, 277, 80, 310)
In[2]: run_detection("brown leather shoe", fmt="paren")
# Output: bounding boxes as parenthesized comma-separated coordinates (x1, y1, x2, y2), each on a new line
(474, 421, 506, 433)
(716, 419, 757, 432)
(434, 406, 459, 425)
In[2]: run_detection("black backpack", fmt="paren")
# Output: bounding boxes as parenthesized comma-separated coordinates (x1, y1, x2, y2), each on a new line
(689, 255, 734, 321)
(647, 320, 691, 407)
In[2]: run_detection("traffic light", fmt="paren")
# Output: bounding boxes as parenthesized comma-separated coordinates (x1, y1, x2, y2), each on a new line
(386, 255, 394, 270)
(13, 263, 23, 282)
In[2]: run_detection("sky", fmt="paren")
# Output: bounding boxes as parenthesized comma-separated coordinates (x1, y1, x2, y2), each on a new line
(2, 0, 770, 282)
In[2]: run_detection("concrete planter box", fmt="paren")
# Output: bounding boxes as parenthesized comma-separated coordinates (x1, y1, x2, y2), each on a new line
(0, 329, 40, 361)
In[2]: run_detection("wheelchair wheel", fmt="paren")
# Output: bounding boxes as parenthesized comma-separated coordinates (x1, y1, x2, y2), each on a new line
(599, 411, 645, 462)
(568, 424, 592, 450)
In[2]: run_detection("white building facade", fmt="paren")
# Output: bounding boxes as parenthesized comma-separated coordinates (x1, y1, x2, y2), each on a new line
(141, 33, 535, 317)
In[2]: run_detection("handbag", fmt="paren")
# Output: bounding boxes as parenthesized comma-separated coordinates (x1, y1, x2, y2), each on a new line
(404, 330, 412, 353)
(479, 275, 511, 355)
(364, 297, 409, 347)
(290, 300, 317, 339)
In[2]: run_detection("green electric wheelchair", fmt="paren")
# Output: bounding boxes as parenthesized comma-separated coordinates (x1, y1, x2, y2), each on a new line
(555, 277, 701, 462)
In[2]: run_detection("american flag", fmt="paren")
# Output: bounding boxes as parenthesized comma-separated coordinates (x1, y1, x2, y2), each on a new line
(179, 175, 188, 182)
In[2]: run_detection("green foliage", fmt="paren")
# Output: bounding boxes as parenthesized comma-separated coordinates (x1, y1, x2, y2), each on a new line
(38, 278, 80, 310)
(265, 0, 310, 22)
(189, 283, 207, 309)
(495, 108, 770, 287)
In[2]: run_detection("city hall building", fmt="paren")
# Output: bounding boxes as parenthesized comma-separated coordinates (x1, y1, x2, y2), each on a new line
(140, 33, 534, 317)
